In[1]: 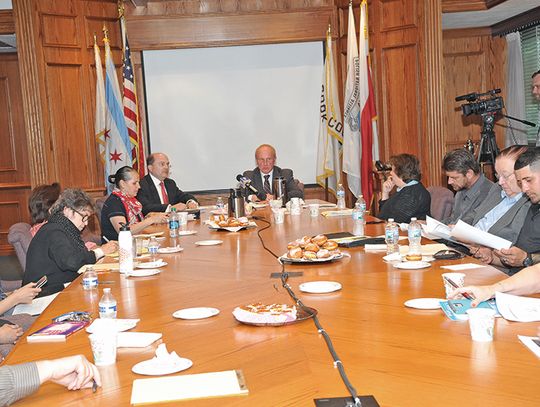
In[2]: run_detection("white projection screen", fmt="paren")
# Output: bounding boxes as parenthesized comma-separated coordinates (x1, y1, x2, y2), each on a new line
(142, 41, 323, 191)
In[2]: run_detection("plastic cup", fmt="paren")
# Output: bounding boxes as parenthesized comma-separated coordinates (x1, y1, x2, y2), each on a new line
(442, 272, 465, 298)
(290, 198, 301, 216)
(269, 199, 282, 210)
(309, 203, 320, 217)
(178, 212, 188, 231)
(466, 308, 496, 342)
(273, 208, 285, 224)
(89, 331, 118, 366)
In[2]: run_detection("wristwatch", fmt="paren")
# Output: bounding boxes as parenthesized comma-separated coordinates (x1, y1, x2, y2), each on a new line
(522, 253, 533, 267)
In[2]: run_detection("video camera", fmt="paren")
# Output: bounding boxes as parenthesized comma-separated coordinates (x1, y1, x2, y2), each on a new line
(455, 88, 504, 117)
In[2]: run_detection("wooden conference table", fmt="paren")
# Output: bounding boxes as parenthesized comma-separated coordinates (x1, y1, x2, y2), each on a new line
(5, 203, 540, 406)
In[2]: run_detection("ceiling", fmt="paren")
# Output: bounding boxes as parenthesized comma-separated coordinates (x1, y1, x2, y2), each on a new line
(443, 0, 540, 30)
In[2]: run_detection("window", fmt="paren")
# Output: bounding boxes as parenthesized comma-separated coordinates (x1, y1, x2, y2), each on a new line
(520, 26, 540, 143)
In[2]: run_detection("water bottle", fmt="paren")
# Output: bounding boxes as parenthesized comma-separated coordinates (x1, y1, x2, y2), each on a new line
(148, 236, 159, 263)
(168, 208, 179, 238)
(407, 217, 423, 261)
(385, 218, 399, 254)
(336, 184, 346, 210)
(357, 194, 367, 213)
(98, 288, 117, 319)
(118, 223, 133, 274)
(216, 196, 225, 213)
(352, 200, 365, 236)
(82, 266, 98, 290)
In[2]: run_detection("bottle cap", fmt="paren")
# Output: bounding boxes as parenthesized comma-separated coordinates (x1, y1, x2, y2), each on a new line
(411, 217, 417, 221)
(119, 222, 130, 231)
(171, 207, 176, 212)
(103, 288, 111, 293)
(388, 218, 394, 222)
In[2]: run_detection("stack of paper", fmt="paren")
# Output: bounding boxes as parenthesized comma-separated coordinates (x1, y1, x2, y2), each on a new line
(321, 209, 354, 218)
(495, 292, 540, 322)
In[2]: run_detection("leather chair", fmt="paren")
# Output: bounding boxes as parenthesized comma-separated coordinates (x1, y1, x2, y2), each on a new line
(7, 222, 32, 273)
(94, 196, 107, 223)
(427, 186, 454, 221)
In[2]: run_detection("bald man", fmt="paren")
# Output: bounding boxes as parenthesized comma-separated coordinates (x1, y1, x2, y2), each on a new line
(242, 144, 303, 202)
(137, 153, 198, 215)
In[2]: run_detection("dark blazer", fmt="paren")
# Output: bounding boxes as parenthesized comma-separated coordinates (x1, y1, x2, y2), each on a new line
(378, 182, 431, 224)
(462, 183, 531, 244)
(243, 166, 303, 201)
(137, 174, 197, 215)
(24, 222, 96, 297)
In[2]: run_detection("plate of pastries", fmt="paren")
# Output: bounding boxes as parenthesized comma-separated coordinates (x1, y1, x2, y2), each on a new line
(232, 302, 317, 326)
(207, 215, 256, 232)
(280, 234, 343, 263)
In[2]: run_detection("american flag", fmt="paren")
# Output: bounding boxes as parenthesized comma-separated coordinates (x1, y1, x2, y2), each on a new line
(120, 12, 145, 176)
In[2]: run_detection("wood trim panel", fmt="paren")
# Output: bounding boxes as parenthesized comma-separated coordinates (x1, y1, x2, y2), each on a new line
(40, 13, 81, 48)
(126, 9, 337, 50)
(491, 6, 540, 37)
(442, 0, 506, 13)
(0, 10, 15, 34)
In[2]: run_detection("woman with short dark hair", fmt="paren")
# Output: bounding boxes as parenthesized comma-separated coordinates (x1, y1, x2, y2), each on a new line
(100, 166, 168, 242)
(378, 153, 431, 223)
(24, 189, 117, 296)
(28, 183, 61, 236)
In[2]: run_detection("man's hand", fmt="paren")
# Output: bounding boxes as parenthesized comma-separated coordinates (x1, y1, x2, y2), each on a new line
(172, 203, 187, 211)
(186, 200, 198, 209)
(473, 247, 493, 264)
(100, 241, 118, 255)
(494, 247, 527, 267)
(381, 177, 395, 200)
(36, 355, 101, 390)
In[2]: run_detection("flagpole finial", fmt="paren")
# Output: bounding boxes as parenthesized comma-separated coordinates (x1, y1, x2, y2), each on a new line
(327, 24, 331, 35)
(93, 32, 97, 46)
(349, 0, 352, 6)
(118, 0, 125, 18)
(102, 25, 109, 40)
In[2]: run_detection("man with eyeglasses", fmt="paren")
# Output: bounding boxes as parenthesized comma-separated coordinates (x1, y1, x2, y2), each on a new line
(137, 153, 198, 216)
(242, 144, 303, 202)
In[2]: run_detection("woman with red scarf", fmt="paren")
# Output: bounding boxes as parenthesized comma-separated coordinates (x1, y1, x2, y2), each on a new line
(100, 167, 168, 242)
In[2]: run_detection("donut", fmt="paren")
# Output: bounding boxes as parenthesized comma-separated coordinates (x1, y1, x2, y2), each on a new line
(311, 234, 328, 246)
(323, 240, 338, 250)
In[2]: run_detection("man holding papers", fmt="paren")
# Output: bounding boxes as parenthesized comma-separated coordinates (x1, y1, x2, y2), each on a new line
(442, 149, 493, 225)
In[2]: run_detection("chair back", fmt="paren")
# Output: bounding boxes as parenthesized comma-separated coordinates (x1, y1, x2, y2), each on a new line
(427, 186, 454, 221)
(95, 195, 107, 223)
(7, 222, 32, 272)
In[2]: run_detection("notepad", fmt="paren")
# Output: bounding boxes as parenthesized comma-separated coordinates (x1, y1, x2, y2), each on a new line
(130, 369, 248, 404)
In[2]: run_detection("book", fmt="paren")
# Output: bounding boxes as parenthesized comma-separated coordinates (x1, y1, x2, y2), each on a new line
(440, 299, 499, 321)
(27, 320, 88, 342)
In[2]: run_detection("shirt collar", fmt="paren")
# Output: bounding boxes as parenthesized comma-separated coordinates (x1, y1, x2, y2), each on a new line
(396, 179, 418, 192)
(149, 173, 163, 188)
(501, 189, 522, 204)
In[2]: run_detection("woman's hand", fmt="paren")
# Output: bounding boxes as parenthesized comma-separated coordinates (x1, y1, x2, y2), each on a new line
(10, 282, 41, 305)
(147, 212, 169, 225)
(100, 241, 118, 255)
(0, 324, 23, 344)
(381, 177, 395, 200)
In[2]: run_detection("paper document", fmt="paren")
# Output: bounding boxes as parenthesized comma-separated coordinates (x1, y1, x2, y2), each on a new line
(321, 209, 353, 218)
(422, 216, 452, 240)
(131, 369, 248, 404)
(12, 293, 59, 316)
(451, 220, 511, 250)
(518, 335, 540, 358)
(441, 263, 485, 271)
(495, 292, 540, 322)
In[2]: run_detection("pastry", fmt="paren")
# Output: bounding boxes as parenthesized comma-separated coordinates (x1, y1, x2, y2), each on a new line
(288, 247, 303, 259)
(323, 240, 338, 250)
(311, 234, 328, 246)
(233, 303, 297, 324)
(304, 242, 320, 252)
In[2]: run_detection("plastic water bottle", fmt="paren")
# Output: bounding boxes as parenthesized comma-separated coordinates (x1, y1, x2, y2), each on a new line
(168, 208, 179, 238)
(357, 194, 367, 213)
(216, 196, 225, 213)
(118, 223, 133, 274)
(336, 184, 346, 210)
(98, 288, 117, 319)
(148, 236, 159, 263)
(82, 266, 98, 290)
(385, 218, 399, 254)
(352, 200, 365, 236)
(407, 217, 422, 260)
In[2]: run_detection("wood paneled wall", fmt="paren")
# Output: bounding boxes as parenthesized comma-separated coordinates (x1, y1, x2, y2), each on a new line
(0, 53, 29, 253)
(442, 28, 507, 154)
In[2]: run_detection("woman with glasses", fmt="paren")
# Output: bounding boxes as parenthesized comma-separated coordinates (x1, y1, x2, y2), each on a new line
(101, 166, 168, 242)
(24, 189, 118, 296)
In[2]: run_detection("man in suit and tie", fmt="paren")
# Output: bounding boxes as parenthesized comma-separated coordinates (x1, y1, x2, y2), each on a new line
(137, 153, 198, 215)
(243, 144, 303, 202)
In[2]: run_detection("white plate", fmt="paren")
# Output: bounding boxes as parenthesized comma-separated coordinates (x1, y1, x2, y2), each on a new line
(299, 281, 342, 294)
(279, 252, 344, 264)
(86, 318, 139, 333)
(132, 357, 193, 376)
(404, 298, 445, 310)
(195, 240, 223, 246)
(117, 332, 162, 348)
(173, 307, 220, 320)
(178, 230, 197, 236)
(137, 261, 167, 269)
(128, 268, 161, 277)
(393, 261, 431, 270)
(158, 246, 183, 254)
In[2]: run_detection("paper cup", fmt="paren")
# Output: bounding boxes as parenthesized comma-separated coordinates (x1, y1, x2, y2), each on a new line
(442, 272, 465, 298)
(273, 208, 285, 224)
(309, 203, 320, 217)
(269, 199, 282, 210)
(466, 308, 496, 342)
(89, 332, 118, 366)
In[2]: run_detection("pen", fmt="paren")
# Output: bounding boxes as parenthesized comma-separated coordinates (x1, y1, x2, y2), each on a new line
(92, 379, 98, 393)
(443, 276, 475, 300)
(102, 236, 110, 242)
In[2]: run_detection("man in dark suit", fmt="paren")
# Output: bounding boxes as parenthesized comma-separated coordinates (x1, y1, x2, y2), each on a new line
(137, 153, 198, 215)
(243, 144, 303, 202)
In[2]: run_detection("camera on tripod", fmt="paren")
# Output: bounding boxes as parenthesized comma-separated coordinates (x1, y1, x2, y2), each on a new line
(455, 88, 504, 117)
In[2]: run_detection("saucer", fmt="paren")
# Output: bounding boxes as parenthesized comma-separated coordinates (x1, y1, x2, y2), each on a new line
(195, 240, 223, 246)
(128, 268, 161, 277)
(173, 307, 220, 320)
(158, 247, 183, 254)
(393, 261, 431, 270)
(299, 281, 342, 294)
(137, 261, 167, 269)
(178, 230, 197, 236)
(404, 298, 445, 310)
(132, 357, 193, 376)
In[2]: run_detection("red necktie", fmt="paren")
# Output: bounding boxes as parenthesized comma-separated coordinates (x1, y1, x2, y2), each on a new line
(160, 182, 169, 204)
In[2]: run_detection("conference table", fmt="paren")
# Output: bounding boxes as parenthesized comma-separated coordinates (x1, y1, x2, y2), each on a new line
(5, 202, 540, 406)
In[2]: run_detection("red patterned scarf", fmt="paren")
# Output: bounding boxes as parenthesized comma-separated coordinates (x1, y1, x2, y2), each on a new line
(112, 189, 144, 226)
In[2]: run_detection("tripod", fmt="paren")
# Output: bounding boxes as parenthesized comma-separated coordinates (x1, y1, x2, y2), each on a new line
(477, 112, 499, 165)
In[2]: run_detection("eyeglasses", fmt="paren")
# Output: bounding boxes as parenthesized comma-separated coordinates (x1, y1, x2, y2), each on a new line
(257, 158, 275, 164)
(72, 208, 91, 223)
(497, 172, 515, 181)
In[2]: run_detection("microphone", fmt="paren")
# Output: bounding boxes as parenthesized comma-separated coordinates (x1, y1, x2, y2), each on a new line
(236, 175, 266, 200)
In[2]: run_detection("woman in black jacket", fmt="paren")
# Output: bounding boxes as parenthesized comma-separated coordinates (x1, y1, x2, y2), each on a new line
(378, 153, 431, 224)
(24, 189, 117, 296)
